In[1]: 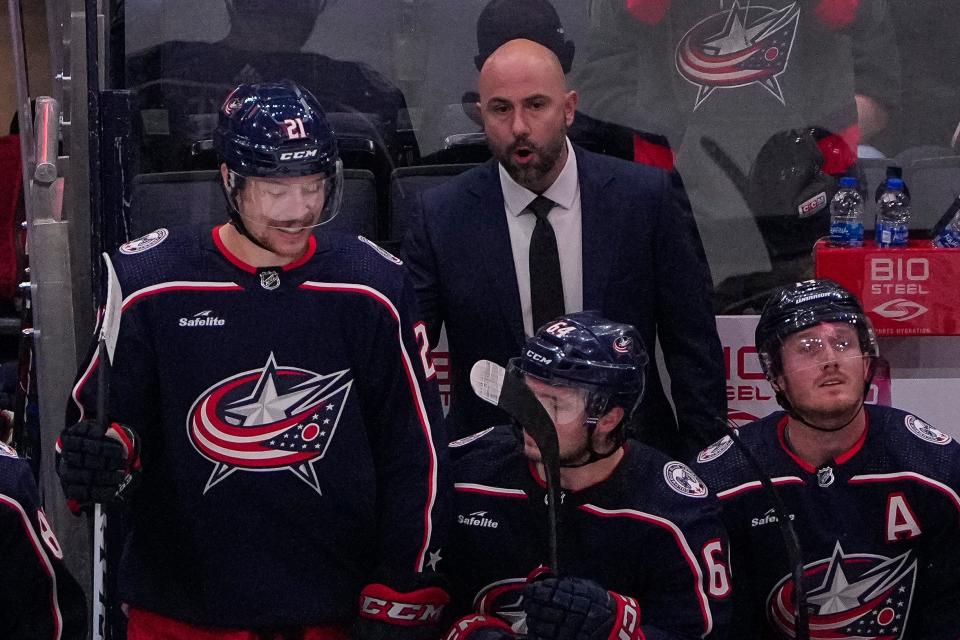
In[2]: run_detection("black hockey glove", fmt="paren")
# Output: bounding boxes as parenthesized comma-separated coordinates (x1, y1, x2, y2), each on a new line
(444, 613, 516, 640)
(56, 420, 142, 513)
(523, 576, 643, 640)
(354, 582, 451, 640)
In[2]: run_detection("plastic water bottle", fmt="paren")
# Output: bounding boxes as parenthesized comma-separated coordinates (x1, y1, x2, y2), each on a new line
(932, 195, 960, 248)
(875, 177, 911, 248)
(829, 176, 864, 247)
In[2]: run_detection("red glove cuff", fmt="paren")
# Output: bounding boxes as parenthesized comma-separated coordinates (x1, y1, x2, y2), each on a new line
(444, 614, 513, 640)
(607, 592, 645, 640)
(358, 583, 450, 628)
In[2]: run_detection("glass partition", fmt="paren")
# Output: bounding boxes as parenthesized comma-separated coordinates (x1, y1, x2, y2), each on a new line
(120, 0, 960, 311)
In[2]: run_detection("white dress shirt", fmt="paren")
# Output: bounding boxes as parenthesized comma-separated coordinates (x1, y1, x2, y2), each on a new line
(499, 137, 583, 337)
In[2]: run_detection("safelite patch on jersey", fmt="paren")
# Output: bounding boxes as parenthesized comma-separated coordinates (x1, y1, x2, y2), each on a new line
(697, 435, 734, 463)
(449, 426, 495, 448)
(358, 235, 403, 265)
(904, 415, 952, 445)
(663, 461, 709, 498)
(120, 228, 169, 254)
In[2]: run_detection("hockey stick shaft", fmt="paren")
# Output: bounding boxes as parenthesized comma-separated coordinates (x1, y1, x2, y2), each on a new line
(471, 361, 561, 572)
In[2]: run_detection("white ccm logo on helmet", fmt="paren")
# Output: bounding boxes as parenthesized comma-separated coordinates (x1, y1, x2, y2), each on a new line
(278, 149, 319, 161)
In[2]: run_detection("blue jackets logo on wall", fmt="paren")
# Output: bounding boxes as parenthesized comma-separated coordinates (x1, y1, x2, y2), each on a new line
(675, 1, 801, 109)
(186, 352, 353, 494)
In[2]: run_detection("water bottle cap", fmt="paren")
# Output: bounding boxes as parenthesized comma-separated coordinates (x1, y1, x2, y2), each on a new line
(839, 176, 858, 188)
(886, 178, 904, 189)
(885, 166, 903, 179)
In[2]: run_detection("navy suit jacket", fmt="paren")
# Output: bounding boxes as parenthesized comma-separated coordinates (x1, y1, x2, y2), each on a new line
(403, 145, 726, 458)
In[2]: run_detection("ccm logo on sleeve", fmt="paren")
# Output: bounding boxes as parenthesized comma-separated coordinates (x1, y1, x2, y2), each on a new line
(358, 583, 449, 626)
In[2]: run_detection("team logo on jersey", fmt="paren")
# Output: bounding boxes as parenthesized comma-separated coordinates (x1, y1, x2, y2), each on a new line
(0, 441, 18, 458)
(675, 1, 801, 110)
(358, 235, 403, 266)
(904, 415, 952, 445)
(119, 228, 169, 254)
(472, 572, 547, 634)
(767, 543, 917, 639)
(697, 435, 734, 463)
(259, 270, 280, 290)
(663, 461, 709, 498)
(186, 352, 353, 494)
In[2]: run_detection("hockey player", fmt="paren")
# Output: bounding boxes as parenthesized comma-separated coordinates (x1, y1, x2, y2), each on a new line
(55, 81, 449, 639)
(693, 279, 960, 638)
(0, 441, 86, 639)
(444, 312, 731, 640)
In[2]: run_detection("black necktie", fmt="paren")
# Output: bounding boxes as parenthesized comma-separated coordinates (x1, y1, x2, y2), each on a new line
(527, 196, 564, 332)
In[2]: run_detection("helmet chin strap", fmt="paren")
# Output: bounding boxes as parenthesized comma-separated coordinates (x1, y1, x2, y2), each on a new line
(228, 217, 274, 253)
(788, 398, 865, 433)
(557, 415, 624, 469)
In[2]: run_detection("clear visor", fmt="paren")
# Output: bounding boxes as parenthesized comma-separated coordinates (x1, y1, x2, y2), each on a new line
(774, 321, 874, 376)
(507, 359, 591, 426)
(229, 161, 343, 231)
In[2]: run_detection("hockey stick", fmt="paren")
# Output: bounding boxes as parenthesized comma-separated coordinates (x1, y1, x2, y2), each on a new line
(717, 418, 809, 640)
(91, 252, 123, 640)
(470, 360, 561, 573)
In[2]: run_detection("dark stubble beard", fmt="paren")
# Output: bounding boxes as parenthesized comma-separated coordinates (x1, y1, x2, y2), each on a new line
(497, 124, 568, 192)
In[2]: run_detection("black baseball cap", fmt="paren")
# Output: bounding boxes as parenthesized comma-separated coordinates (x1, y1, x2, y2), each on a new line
(474, 0, 575, 73)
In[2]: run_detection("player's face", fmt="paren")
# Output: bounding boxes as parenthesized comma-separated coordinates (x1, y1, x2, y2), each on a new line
(237, 174, 327, 258)
(776, 322, 870, 426)
(478, 45, 577, 193)
(523, 377, 594, 465)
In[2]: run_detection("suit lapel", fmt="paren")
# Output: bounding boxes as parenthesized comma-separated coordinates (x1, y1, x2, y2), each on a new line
(578, 148, 617, 310)
(467, 162, 526, 346)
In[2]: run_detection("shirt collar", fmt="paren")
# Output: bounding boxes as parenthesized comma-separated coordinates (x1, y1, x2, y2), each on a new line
(499, 137, 578, 217)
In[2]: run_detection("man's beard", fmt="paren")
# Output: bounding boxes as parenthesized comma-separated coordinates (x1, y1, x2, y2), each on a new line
(496, 126, 567, 191)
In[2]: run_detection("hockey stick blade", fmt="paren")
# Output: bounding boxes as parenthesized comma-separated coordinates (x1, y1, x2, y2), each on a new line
(470, 360, 561, 572)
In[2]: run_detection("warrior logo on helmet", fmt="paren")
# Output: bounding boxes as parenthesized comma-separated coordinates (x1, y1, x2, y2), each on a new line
(767, 543, 917, 639)
(187, 352, 353, 495)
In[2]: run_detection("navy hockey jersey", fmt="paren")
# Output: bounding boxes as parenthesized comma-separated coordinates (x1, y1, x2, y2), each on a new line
(67, 225, 449, 627)
(693, 405, 960, 639)
(0, 442, 86, 639)
(447, 426, 731, 639)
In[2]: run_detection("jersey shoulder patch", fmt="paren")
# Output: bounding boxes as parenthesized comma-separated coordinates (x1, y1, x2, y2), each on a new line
(697, 435, 734, 463)
(119, 228, 169, 254)
(663, 461, 709, 498)
(357, 235, 403, 266)
(903, 414, 953, 445)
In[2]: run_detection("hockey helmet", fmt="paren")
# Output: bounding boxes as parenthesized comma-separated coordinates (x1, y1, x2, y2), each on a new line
(214, 80, 343, 229)
(511, 311, 647, 423)
(746, 128, 844, 261)
(756, 279, 878, 400)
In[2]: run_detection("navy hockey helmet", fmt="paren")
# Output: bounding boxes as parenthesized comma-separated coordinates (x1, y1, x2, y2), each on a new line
(756, 279, 879, 403)
(214, 80, 343, 229)
(512, 311, 648, 422)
